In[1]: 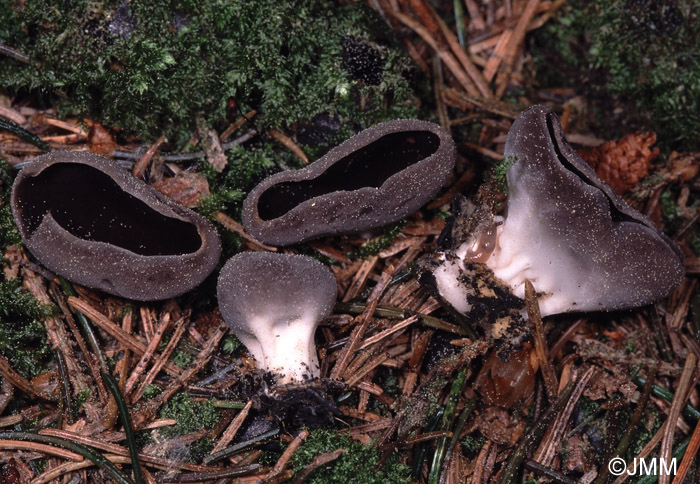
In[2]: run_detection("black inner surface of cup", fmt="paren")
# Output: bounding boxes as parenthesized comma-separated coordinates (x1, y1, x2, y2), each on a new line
(17, 163, 201, 256)
(257, 130, 439, 221)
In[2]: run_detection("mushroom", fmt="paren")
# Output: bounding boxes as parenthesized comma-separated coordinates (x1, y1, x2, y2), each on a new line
(11, 151, 221, 300)
(242, 119, 456, 246)
(425, 105, 684, 320)
(217, 252, 337, 384)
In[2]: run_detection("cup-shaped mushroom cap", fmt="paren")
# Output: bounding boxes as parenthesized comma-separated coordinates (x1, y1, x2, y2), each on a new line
(11, 151, 221, 301)
(242, 119, 456, 246)
(216, 252, 337, 383)
(486, 105, 684, 315)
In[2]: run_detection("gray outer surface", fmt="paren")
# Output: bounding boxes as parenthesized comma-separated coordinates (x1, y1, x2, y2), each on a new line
(503, 105, 684, 311)
(242, 119, 456, 246)
(11, 151, 221, 301)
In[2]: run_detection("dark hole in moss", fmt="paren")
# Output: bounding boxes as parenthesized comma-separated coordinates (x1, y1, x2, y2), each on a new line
(17, 163, 201, 256)
(257, 130, 439, 221)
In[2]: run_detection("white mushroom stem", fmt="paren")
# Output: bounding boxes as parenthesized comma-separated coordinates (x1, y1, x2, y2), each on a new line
(246, 313, 321, 384)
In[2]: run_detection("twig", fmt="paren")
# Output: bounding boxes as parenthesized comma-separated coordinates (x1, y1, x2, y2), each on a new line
(123, 313, 173, 396)
(0, 440, 82, 460)
(427, 2, 492, 98)
(103, 372, 145, 484)
(220, 109, 257, 142)
(358, 315, 419, 350)
(525, 279, 558, 400)
(38, 429, 219, 472)
(334, 301, 469, 336)
(494, 0, 542, 98)
(131, 315, 188, 403)
(268, 129, 308, 164)
(499, 378, 577, 484)
(0, 431, 134, 484)
(132, 327, 225, 429)
(213, 212, 277, 251)
(272, 429, 309, 474)
(331, 267, 394, 379)
(342, 256, 379, 302)
(210, 400, 253, 455)
(593, 365, 658, 484)
(659, 352, 697, 484)
(67, 297, 182, 376)
(390, 10, 481, 97)
(132, 135, 166, 178)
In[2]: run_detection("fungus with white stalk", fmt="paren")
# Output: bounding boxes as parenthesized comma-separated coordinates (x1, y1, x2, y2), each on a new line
(425, 105, 684, 323)
(217, 252, 337, 384)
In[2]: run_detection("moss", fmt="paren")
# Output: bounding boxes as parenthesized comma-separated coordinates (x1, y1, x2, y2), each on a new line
(221, 335, 242, 355)
(142, 384, 162, 400)
(488, 155, 517, 194)
(1, 0, 419, 143)
(290, 428, 411, 484)
(461, 433, 486, 456)
(0, 280, 53, 379)
(171, 349, 194, 369)
(159, 392, 219, 434)
(531, 0, 700, 150)
(347, 220, 406, 259)
(149, 392, 220, 462)
(0, 161, 21, 249)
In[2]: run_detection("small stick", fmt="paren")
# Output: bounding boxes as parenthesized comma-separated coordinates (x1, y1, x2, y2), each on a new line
(659, 352, 697, 484)
(0, 354, 47, 400)
(131, 315, 188, 403)
(272, 430, 309, 474)
(342, 255, 379, 302)
(220, 109, 257, 142)
(0, 440, 82, 460)
(39, 429, 219, 472)
(428, 2, 493, 98)
(535, 367, 594, 466)
(44, 118, 88, 136)
(331, 267, 394, 379)
(124, 313, 173, 396)
(209, 400, 254, 455)
(494, 0, 542, 98)
(359, 315, 419, 350)
(132, 327, 226, 429)
(525, 279, 558, 401)
(67, 297, 182, 376)
(268, 129, 308, 164)
(213, 212, 277, 252)
(672, 405, 700, 483)
(390, 10, 481, 97)
(0, 105, 26, 125)
(132, 135, 166, 179)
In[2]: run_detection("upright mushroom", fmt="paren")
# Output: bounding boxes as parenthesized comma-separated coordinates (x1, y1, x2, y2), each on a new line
(11, 151, 221, 300)
(217, 252, 337, 384)
(243, 119, 455, 246)
(424, 105, 684, 321)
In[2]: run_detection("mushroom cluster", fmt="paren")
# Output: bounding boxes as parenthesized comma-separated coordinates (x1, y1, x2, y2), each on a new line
(424, 105, 684, 323)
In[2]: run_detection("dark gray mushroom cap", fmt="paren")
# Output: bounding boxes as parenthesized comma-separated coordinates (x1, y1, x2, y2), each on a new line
(216, 252, 337, 382)
(242, 119, 456, 246)
(492, 105, 684, 315)
(11, 151, 221, 301)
